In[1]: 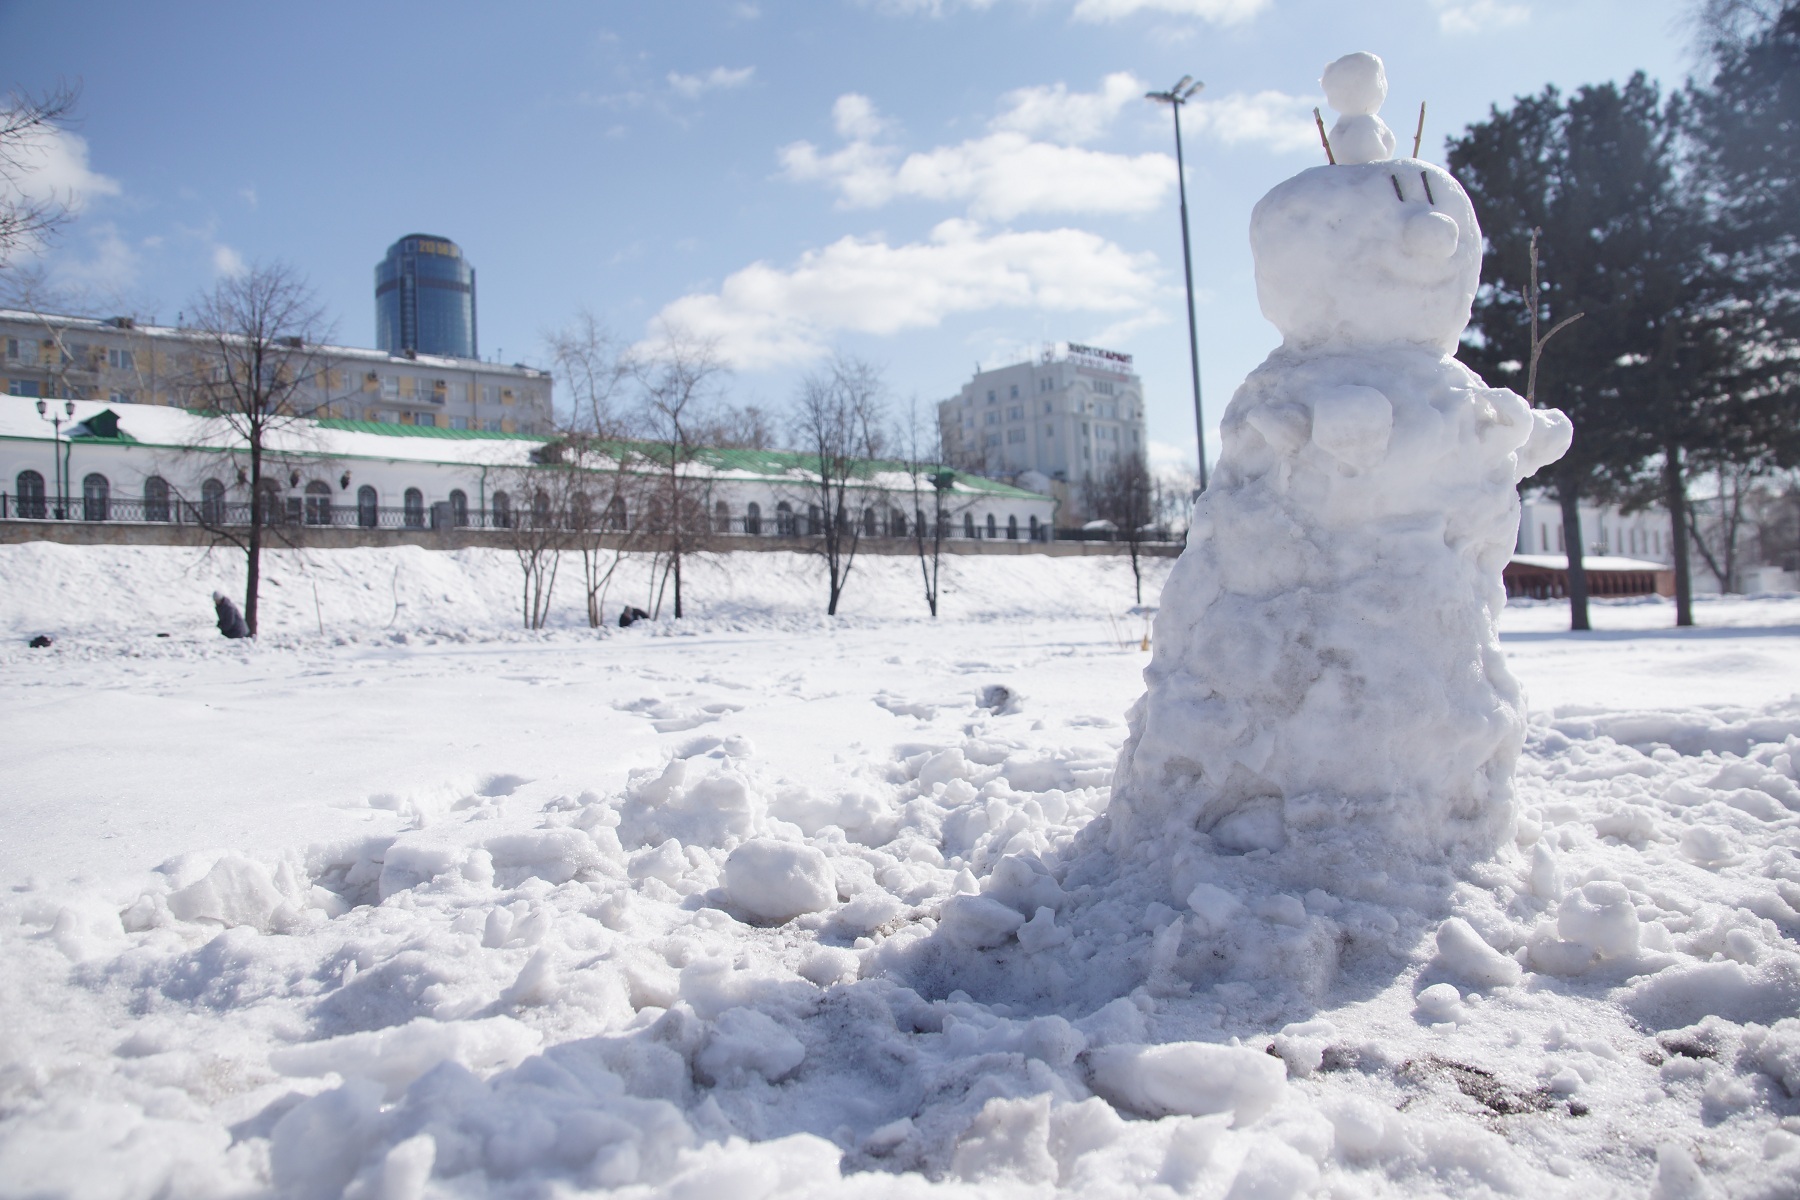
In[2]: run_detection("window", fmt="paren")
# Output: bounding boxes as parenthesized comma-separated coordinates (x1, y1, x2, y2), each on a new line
(414, 412, 437, 428)
(403, 487, 425, 528)
(1044, 400, 1052, 413)
(1039, 377, 1052, 393)
(776, 501, 796, 537)
(1007, 405, 1023, 420)
(382, 376, 399, 400)
(986, 390, 996, 403)
(357, 485, 379, 528)
(107, 348, 134, 370)
(15, 470, 45, 518)
(109, 390, 135, 404)
(1094, 380, 1114, 395)
(964, 513, 976, 538)
(985, 411, 999, 426)
(144, 476, 170, 522)
(492, 490, 511, 528)
(201, 479, 226, 525)
(1009, 384, 1019, 398)
(862, 507, 877, 536)
(1029, 514, 1040, 540)
(8, 379, 41, 397)
(715, 499, 732, 534)
(890, 507, 907, 537)
(984, 432, 1000, 447)
(605, 495, 627, 531)
(304, 480, 332, 525)
(1007, 514, 1018, 540)
(807, 504, 823, 536)
(82, 472, 110, 521)
(745, 501, 762, 536)
(430, 380, 447, 404)
(986, 513, 997, 538)
(532, 489, 550, 527)
(1007, 429, 1025, 443)
(450, 489, 469, 527)
(4, 338, 17, 359)
(451, 417, 469, 430)
(963, 415, 974, 428)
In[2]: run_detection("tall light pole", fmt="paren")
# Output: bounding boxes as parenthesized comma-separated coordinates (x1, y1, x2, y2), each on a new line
(35, 398, 75, 519)
(1147, 75, 1209, 492)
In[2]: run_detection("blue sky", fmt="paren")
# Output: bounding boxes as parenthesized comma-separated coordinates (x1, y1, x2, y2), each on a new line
(5, 0, 1700, 470)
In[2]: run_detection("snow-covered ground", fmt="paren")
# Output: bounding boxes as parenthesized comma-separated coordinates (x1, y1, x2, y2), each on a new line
(2, 542, 1799, 1199)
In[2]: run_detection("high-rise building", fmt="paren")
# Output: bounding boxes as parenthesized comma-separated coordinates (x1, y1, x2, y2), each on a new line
(375, 234, 477, 360)
(938, 343, 1147, 519)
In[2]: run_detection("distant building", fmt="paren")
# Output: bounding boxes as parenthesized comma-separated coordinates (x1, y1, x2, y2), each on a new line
(0, 309, 551, 434)
(376, 234, 477, 359)
(938, 344, 1146, 522)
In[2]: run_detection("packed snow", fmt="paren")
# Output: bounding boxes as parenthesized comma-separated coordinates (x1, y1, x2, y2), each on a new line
(2, 540, 1798, 1198)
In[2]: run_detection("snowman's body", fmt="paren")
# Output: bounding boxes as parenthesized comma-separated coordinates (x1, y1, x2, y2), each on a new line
(1108, 63, 1570, 892)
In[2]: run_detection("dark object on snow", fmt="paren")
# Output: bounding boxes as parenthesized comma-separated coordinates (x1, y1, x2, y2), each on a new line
(28, 634, 52, 648)
(213, 592, 249, 639)
(618, 606, 652, 628)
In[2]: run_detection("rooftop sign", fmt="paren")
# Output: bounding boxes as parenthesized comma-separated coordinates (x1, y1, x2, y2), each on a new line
(1065, 342, 1133, 367)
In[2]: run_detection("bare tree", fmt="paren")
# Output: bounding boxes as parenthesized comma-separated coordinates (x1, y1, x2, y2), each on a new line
(1088, 451, 1158, 604)
(1688, 462, 1762, 591)
(703, 402, 778, 450)
(897, 396, 969, 618)
(0, 84, 81, 270)
(792, 355, 888, 616)
(175, 264, 337, 636)
(545, 310, 630, 437)
(489, 459, 568, 630)
(632, 324, 728, 619)
(556, 434, 647, 627)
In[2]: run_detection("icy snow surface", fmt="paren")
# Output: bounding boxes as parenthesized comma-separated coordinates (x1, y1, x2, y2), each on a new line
(2, 542, 1799, 1197)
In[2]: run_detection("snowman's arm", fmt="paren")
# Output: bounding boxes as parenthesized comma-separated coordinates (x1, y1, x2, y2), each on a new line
(1517, 407, 1572, 480)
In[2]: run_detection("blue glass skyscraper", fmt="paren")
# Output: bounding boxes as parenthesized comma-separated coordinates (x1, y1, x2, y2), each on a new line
(375, 234, 477, 359)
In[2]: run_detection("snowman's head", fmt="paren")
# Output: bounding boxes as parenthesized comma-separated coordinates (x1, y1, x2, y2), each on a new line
(1250, 159, 1480, 354)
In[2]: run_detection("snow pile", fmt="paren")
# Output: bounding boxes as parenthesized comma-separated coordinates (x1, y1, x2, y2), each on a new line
(1109, 51, 1573, 898)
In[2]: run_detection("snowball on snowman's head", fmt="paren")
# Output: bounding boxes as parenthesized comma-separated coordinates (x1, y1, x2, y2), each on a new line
(1251, 155, 1479, 354)
(1322, 51, 1396, 165)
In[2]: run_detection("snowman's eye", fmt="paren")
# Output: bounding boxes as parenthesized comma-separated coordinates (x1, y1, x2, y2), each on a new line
(1420, 172, 1436, 206)
(1390, 174, 1405, 202)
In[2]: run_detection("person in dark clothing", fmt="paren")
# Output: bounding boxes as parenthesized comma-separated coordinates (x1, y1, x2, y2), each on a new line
(214, 592, 249, 639)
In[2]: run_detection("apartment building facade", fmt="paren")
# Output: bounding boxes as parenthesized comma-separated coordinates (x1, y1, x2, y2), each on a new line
(0, 309, 551, 435)
(938, 343, 1146, 521)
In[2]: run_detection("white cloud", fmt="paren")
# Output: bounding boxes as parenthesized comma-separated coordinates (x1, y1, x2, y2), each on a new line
(0, 116, 121, 258)
(667, 66, 756, 99)
(50, 221, 142, 293)
(647, 219, 1159, 369)
(1070, 0, 1269, 23)
(238, 187, 258, 209)
(1432, 0, 1529, 34)
(1183, 89, 1323, 155)
(781, 90, 1174, 220)
(212, 245, 247, 278)
(992, 71, 1146, 144)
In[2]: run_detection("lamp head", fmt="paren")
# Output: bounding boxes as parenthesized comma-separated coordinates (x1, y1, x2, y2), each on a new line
(35, 399, 46, 416)
(64, 400, 75, 417)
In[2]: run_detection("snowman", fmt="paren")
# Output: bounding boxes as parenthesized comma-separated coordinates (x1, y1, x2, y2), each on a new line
(1107, 52, 1571, 897)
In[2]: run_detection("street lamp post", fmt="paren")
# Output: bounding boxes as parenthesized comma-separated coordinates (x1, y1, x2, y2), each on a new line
(35, 398, 76, 519)
(1147, 75, 1209, 493)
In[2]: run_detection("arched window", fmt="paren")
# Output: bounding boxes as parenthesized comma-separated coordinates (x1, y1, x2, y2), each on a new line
(862, 507, 877, 536)
(491, 490, 511, 529)
(963, 512, 976, 539)
(605, 494, 627, 531)
(16, 470, 45, 519)
(357, 485, 378, 528)
(450, 489, 469, 527)
(304, 480, 332, 525)
(403, 487, 425, 528)
(570, 490, 592, 529)
(890, 507, 907, 538)
(532, 489, 550, 527)
(745, 501, 762, 536)
(255, 478, 284, 525)
(1006, 514, 1018, 540)
(916, 507, 927, 537)
(144, 476, 171, 522)
(776, 501, 795, 536)
(1028, 514, 1040, 541)
(201, 478, 226, 526)
(83, 473, 110, 522)
(986, 513, 998, 539)
(646, 497, 665, 532)
(715, 499, 732, 534)
(808, 504, 823, 536)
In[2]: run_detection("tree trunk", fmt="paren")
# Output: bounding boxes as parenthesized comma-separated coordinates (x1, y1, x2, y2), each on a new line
(1664, 445, 1694, 627)
(672, 547, 682, 619)
(1558, 484, 1590, 632)
(1129, 539, 1142, 604)
(245, 439, 263, 637)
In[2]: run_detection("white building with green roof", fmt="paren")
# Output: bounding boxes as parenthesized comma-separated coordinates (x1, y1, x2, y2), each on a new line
(0, 398, 1055, 545)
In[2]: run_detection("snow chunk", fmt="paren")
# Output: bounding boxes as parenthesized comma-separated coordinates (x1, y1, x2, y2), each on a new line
(269, 1016, 542, 1100)
(938, 894, 1026, 950)
(1088, 1042, 1287, 1125)
(165, 853, 309, 933)
(722, 839, 835, 923)
(1434, 917, 1522, 989)
(695, 1008, 805, 1085)
(1557, 881, 1640, 960)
